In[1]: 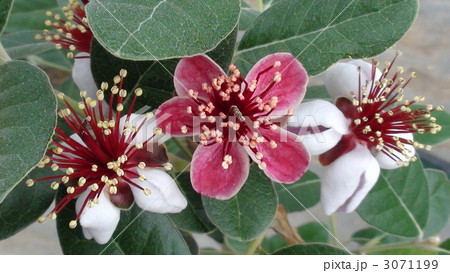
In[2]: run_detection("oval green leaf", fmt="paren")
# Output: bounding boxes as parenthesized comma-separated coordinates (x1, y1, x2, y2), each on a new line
(86, 0, 240, 60)
(275, 171, 320, 212)
(0, 61, 57, 204)
(202, 165, 278, 241)
(1, 30, 54, 59)
(235, 0, 418, 75)
(273, 243, 349, 255)
(0, 167, 56, 240)
(169, 172, 216, 234)
(422, 169, 450, 238)
(0, 0, 13, 35)
(357, 160, 429, 238)
(4, 0, 59, 33)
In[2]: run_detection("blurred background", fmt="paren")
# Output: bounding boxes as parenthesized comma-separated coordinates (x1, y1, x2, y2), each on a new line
(0, 0, 449, 254)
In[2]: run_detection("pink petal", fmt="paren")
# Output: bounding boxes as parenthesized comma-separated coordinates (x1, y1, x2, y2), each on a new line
(156, 97, 199, 137)
(191, 143, 250, 200)
(174, 55, 226, 100)
(245, 53, 308, 115)
(253, 127, 310, 183)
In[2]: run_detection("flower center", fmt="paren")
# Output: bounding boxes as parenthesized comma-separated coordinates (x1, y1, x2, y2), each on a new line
(29, 69, 172, 229)
(320, 52, 443, 166)
(180, 60, 288, 170)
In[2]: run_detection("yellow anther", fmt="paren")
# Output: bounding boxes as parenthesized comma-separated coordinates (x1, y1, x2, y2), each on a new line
(26, 179, 34, 187)
(134, 88, 143, 96)
(69, 220, 77, 229)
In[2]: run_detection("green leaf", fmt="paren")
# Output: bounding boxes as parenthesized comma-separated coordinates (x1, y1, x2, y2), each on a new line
(91, 25, 237, 111)
(180, 231, 199, 255)
(169, 172, 216, 233)
(4, 0, 59, 33)
(413, 107, 450, 145)
(0, 167, 56, 240)
(372, 248, 436, 255)
(57, 189, 191, 254)
(423, 169, 450, 238)
(272, 243, 349, 255)
(304, 85, 332, 101)
(235, 0, 418, 75)
(298, 222, 329, 243)
(261, 234, 286, 253)
(275, 171, 320, 212)
(1, 30, 54, 59)
(90, 38, 176, 111)
(0, 61, 57, 204)
(239, 7, 260, 31)
(225, 236, 250, 252)
(202, 165, 278, 241)
(30, 49, 73, 72)
(262, 222, 330, 253)
(357, 160, 429, 237)
(351, 227, 407, 246)
(86, 0, 240, 60)
(0, 0, 13, 35)
(440, 239, 450, 254)
(205, 26, 238, 71)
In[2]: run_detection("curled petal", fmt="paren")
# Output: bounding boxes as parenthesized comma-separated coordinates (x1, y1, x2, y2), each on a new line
(289, 100, 350, 154)
(252, 128, 310, 183)
(324, 61, 381, 100)
(297, 129, 344, 156)
(191, 143, 249, 200)
(245, 53, 308, 115)
(156, 97, 200, 137)
(174, 55, 226, 100)
(72, 52, 97, 98)
(75, 190, 120, 244)
(290, 100, 349, 134)
(130, 168, 187, 213)
(320, 144, 380, 215)
(375, 133, 415, 169)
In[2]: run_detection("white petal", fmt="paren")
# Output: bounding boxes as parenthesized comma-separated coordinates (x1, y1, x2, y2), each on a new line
(299, 129, 344, 155)
(375, 133, 416, 169)
(130, 168, 187, 213)
(290, 100, 350, 134)
(324, 63, 361, 99)
(72, 52, 97, 98)
(320, 144, 380, 215)
(324, 61, 382, 100)
(75, 190, 120, 244)
(347, 59, 381, 81)
(289, 100, 349, 155)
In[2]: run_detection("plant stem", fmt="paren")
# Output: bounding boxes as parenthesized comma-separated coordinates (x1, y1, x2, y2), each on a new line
(330, 214, 339, 247)
(244, 231, 267, 255)
(0, 42, 11, 64)
(172, 137, 193, 159)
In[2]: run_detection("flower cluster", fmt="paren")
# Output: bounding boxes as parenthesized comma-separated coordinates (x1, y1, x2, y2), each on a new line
(35, 0, 97, 98)
(35, 0, 92, 58)
(157, 53, 310, 199)
(30, 70, 187, 244)
(291, 52, 442, 214)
